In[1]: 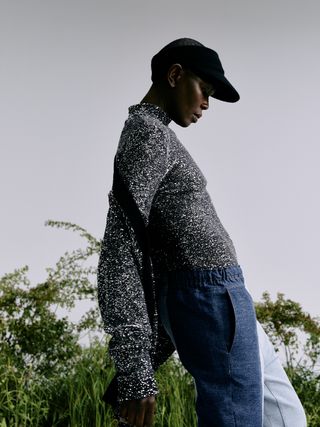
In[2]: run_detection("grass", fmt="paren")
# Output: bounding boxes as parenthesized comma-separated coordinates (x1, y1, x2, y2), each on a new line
(0, 342, 319, 427)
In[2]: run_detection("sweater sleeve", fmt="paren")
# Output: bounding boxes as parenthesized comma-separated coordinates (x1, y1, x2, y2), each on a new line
(97, 121, 170, 402)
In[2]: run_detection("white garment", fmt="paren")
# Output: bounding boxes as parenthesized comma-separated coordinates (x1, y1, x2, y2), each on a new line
(256, 321, 307, 427)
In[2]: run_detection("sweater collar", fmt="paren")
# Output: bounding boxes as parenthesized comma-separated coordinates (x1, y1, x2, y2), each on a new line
(128, 102, 172, 126)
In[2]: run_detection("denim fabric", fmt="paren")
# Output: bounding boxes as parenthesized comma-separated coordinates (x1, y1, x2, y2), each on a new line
(156, 265, 263, 427)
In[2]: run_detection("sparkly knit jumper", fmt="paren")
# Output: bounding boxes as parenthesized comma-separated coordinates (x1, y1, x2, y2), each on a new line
(97, 102, 238, 402)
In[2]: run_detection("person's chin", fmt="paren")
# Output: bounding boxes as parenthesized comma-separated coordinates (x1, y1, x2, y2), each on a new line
(181, 121, 192, 128)
(173, 117, 192, 128)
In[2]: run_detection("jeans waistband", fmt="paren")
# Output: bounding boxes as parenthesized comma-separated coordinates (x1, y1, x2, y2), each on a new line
(157, 264, 244, 289)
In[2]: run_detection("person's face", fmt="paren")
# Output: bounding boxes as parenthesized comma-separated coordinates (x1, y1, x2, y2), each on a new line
(166, 66, 215, 127)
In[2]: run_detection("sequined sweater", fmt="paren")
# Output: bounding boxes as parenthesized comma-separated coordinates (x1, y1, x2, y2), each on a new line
(97, 102, 238, 402)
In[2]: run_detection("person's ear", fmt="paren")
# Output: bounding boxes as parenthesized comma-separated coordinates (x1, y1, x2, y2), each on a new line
(167, 63, 183, 88)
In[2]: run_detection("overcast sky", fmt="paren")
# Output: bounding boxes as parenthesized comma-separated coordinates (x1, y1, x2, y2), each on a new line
(1, 0, 319, 319)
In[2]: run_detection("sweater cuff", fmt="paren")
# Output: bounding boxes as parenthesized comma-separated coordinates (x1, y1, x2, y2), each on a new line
(117, 368, 158, 402)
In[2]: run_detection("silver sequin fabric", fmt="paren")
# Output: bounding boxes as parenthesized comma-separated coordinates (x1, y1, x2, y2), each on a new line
(97, 102, 238, 401)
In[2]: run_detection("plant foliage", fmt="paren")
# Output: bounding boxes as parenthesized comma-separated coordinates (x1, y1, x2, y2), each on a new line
(0, 220, 319, 426)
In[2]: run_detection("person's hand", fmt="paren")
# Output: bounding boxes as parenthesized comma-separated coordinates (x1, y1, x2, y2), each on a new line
(119, 395, 156, 427)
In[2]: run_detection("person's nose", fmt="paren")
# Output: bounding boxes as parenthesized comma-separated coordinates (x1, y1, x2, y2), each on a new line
(201, 96, 209, 110)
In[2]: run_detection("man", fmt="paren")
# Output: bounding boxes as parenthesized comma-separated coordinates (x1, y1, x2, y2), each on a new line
(98, 38, 306, 427)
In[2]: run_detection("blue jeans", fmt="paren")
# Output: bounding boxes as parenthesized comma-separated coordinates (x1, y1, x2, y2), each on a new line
(157, 265, 307, 427)
(156, 265, 263, 427)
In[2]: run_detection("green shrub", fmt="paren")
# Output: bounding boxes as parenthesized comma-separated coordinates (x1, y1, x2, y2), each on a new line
(0, 220, 319, 426)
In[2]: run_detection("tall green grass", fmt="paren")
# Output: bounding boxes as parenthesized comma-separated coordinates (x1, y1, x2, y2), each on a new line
(0, 342, 197, 427)
(1, 341, 319, 426)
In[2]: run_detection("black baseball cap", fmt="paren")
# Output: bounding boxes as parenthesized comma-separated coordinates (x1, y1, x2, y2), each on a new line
(151, 42, 240, 103)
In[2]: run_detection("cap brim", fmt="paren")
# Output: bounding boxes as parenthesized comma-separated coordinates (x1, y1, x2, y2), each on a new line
(211, 74, 240, 103)
(192, 67, 240, 103)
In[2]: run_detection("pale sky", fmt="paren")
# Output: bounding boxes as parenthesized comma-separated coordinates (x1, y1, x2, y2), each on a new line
(1, 0, 319, 319)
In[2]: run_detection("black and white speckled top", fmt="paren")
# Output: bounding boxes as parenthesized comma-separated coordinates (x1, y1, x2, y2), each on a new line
(97, 102, 238, 401)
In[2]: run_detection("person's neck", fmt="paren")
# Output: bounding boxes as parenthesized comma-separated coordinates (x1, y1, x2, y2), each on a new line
(140, 85, 169, 114)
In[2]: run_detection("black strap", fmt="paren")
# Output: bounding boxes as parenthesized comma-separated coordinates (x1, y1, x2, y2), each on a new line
(111, 155, 156, 327)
